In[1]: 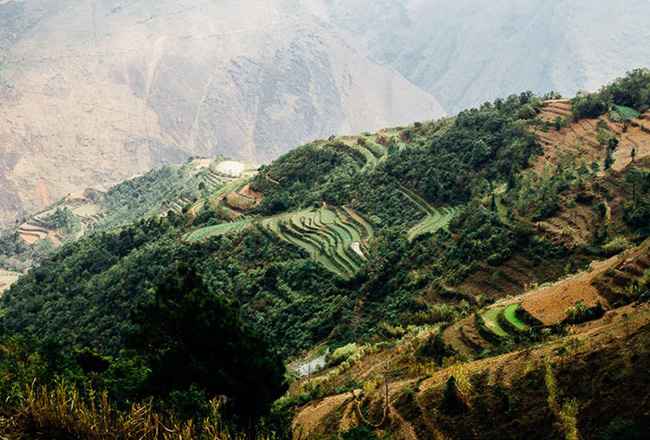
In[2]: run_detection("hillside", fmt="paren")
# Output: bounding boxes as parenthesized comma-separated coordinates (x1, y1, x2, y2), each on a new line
(323, 0, 650, 113)
(0, 72, 649, 437)
(0, 0, 444, 228)
(292, 299, 650, 439)
(0, 156, 253, 273)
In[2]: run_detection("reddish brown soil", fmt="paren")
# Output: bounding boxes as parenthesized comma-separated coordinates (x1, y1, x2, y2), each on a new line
(35, 178, 50, 208)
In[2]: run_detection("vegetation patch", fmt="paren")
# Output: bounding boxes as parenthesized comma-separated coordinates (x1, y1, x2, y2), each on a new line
(503, 303, 529, 331)
(613, 105, 641, 121)
(185, 218, 255, 242)
(481, 307, 509, 337)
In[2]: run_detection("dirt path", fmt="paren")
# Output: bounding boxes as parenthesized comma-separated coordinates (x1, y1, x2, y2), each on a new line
(265, 172, 280, 185)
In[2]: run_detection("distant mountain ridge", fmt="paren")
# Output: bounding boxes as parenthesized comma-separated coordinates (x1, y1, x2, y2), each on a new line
(324, 0, 650, 113)
(3, 0, 650, 231)
(0, 0, 443, 227)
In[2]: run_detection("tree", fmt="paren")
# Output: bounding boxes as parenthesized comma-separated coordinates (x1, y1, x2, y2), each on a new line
(604, 149, 614, 170)
(608, 136, 619, 151)
(126, 265, 287, 421)
(626, 167, 648, 209)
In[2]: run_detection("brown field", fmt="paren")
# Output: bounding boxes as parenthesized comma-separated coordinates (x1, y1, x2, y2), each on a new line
(532, 100, 650, 175)
(291, 301, 650, 439)
(536, 99, 572, 123)
(519, 264, 613, 326)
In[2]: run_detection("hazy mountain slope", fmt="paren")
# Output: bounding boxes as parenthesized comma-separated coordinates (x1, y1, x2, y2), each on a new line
(324, 0, 650, 113)
(0, 0, 443, 227)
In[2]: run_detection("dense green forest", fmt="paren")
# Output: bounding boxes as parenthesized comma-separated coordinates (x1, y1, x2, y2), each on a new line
(1, 70, 649, 437)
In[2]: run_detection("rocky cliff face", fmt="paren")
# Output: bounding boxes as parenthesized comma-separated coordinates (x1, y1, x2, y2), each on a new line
(324, 0, 650, 113)
(0, 0, 443, 227)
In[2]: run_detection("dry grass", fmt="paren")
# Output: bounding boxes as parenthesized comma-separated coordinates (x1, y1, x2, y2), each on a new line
(0, 382, 266, 440)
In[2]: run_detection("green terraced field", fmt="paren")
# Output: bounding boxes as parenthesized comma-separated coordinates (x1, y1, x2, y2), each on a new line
(482, 307, 509, 337)
(503, 304, 529, 331)
(400, 186, 456, 241)
(613, 105, 640, 120)
(185, 218, 254, 242)
(262, 207, 373, 278)
(335, 136, 379, 173)
(361, 137, 388, 158)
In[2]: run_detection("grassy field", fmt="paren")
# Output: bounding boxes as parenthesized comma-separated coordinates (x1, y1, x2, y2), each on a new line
(503, 304, 529, 331)
(482, 307, 509, 337)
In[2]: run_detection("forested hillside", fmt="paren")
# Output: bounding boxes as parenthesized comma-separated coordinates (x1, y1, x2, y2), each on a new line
(0, 70, 649, 438)
(0, 156, 242, 273)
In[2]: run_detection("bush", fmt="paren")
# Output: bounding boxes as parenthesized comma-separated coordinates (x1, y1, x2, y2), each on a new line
(601, 236, 631, 256)
(565, 301, 605, 324)
(331, 343, 358, 365)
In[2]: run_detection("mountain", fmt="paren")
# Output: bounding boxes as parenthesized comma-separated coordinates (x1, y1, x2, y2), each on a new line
(0, 71, 649, 437)
(0, 0, 444, 228)
(323, 0, 650, 113)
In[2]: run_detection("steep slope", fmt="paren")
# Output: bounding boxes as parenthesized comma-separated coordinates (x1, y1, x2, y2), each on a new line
(323, 0, 650, 113)
(292, 301, 650, 440)
(0, 0, 444, 227)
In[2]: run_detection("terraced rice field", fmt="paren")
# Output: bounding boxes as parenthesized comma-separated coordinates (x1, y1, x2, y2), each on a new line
(482, 302, 530, 338)
(262, 206, 373, 278)
(400, 186, 455, 241)
(503, 304, 529, 331)
(335, 136, 380, 173)
(202, 170, 226, 189)
(361, 136, 388, 157)
(482, 307, 509, 337)
(226, 184, 262, 210)
(185, 218, 254, 242)
(613, 105, 640, 121)
(72, 203, 101, 217)
(17, 221, 59, 245)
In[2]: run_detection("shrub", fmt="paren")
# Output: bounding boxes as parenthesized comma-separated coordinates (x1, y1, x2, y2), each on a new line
(565, 301, 605, 324)
(601, 236, 631, 256)
(331, 343, 359, 365)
